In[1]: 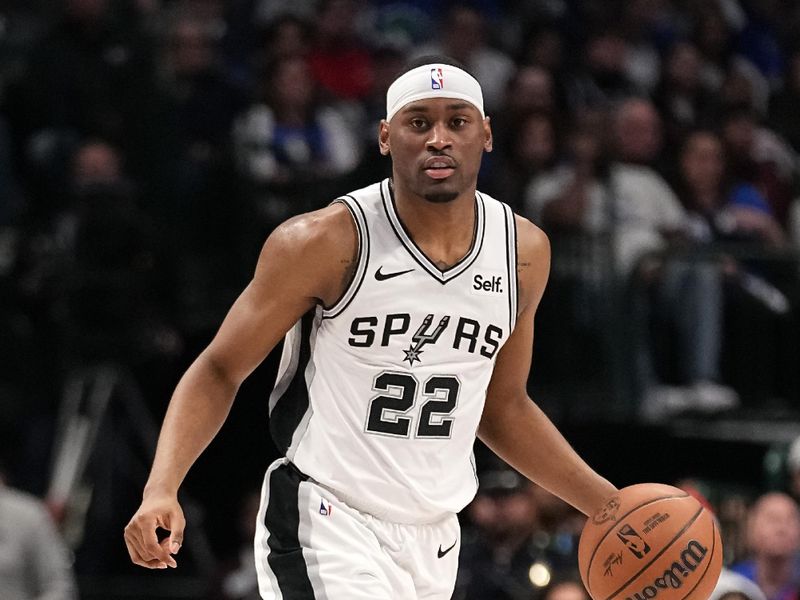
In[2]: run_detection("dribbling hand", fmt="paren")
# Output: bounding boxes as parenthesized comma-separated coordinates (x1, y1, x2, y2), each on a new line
(124, 494, 185, 569)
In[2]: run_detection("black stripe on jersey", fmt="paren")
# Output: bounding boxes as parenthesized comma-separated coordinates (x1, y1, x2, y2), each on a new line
(264, 463, 315, 598)
(269, 310, 315, 455)
(323, 195, 370, 320)
(502, 203, 519, 332)
(381, 179, 486, 284)
(511, 208, 519, 330)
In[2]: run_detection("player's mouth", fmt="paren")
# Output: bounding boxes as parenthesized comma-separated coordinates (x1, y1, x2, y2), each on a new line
(423, 156, 456, 180)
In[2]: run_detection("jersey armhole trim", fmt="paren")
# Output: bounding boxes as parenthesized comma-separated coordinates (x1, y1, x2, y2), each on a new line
(502, 203, 519, 332)
(322, 196, 369, 319)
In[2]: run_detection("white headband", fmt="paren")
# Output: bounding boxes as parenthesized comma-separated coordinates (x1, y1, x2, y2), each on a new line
(386, 63, 485, 122)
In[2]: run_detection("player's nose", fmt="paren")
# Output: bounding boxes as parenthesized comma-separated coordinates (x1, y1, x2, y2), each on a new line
(426, 121, 452, 150)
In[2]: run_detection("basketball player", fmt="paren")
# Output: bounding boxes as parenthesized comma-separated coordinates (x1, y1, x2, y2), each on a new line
(124, 56, 617, 598)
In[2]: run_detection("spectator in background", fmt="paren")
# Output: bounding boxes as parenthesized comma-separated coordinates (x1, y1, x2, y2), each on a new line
(529, 483, 586, 576)
(499, 65, 558, 124)
(357, 43, 408, 145)
(607, 97, 686, 278)
(253, 13, 311, 68)
(691, 5, 741, 95)
(677, 130, 785, 247)
(732, 492, 800, 600)
(639, 129, 782, 419)
(617, 0, 664, 95)
(721, 105, 797, 228)
(455, 464, 579, 600)
(489, 64, 558, 197)
(720, 62, 770, 117)
(62, 139, 180, 367)
(518, 25, 565, 76)
(711, 569, 767, 600)
(490, 111, 559, 212)
(455, 465, 539, 600)
(525, 111, 611, 236)
(4, 0, 156, 216)
(156, 4, 245, 191)
(599, 98, 735, 418)
(516, 24, 569, 111)
(0, 460, 78, 600)
(653, 41, 716, 157)
(565, 27, 638, 112)
(232, 54, 361, 231)
(307, 0, 374, 102)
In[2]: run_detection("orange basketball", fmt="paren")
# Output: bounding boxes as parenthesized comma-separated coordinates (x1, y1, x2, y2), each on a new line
(578, 483, 723, 600)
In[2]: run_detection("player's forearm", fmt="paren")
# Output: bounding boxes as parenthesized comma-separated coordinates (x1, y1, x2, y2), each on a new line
(143, 352, 240, 498)
(478, 395, 616, 516)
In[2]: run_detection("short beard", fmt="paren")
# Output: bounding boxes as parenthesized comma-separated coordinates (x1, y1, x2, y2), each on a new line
(423, 191, 459, 203)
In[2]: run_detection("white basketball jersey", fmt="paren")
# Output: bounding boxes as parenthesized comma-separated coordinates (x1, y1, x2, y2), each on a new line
(268, 179, 518, 524)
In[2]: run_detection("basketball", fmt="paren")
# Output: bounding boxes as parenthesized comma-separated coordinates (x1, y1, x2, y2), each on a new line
(578, 483, 723, 600)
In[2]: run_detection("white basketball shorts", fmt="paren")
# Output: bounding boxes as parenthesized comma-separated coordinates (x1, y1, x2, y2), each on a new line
(254, 458, 461, 599)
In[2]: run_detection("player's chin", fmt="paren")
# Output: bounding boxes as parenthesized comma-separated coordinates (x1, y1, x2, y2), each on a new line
(423, 188, 459, 203)
(419, 178, 460, 204)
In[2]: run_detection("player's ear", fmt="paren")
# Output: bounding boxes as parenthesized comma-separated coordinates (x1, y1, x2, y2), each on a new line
(379, 120, 391, 156)
(483, 116, 493, 153)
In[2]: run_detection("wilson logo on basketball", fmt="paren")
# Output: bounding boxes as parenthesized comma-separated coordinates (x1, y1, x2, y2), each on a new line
(624, 539, 709, 600)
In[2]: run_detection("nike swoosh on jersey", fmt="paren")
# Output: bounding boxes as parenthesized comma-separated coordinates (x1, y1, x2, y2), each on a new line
(437, 539, 458, 558)
(374, 266, 414, 281)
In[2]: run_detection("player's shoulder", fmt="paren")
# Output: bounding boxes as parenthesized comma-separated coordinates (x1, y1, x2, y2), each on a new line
(268, 180, 383, 250)
(255, 201, 359, 304)
(513, 212, 550, 260)
(266, 202, 356, 259)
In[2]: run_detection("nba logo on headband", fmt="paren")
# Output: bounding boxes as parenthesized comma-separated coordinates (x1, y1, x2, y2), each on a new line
(430, 68, 443, 90)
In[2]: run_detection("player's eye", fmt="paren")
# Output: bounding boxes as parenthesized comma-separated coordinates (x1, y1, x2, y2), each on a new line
(452, 117, 468, 128)
(409, 118, 428, 129)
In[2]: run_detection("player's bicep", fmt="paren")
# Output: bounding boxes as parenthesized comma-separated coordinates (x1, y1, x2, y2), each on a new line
(481, 218, 550, 417)
(201, 220, 332, 385)
(202, 278, 315, 386)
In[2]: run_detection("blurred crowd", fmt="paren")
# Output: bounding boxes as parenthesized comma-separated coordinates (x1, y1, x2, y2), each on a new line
(2, 0, 800, 598)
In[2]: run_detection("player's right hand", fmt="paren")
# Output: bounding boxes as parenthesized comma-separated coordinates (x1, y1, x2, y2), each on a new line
(124, 494, 185, 569)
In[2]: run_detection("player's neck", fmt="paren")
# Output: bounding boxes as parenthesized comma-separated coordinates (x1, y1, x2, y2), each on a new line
(391, 181, 478, 270)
